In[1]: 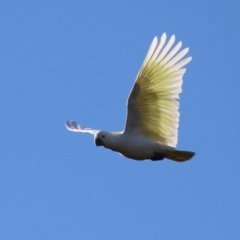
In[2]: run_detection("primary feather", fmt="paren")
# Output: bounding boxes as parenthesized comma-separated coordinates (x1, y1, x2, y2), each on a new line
(125, 33, 192, 147)
(66, 121, 99, 135)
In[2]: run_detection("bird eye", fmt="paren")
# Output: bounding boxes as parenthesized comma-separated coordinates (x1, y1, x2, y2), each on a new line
(102, 135, 105, 138)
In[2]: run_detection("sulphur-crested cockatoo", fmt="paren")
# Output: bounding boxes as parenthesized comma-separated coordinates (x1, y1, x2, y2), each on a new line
(66, 33, 195, 162)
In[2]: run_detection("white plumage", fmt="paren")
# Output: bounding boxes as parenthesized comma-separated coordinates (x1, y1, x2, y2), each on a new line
(66, 33, 195, 162)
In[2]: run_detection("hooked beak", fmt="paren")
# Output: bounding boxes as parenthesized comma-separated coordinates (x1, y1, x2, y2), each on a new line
(95, 138, 103, 147)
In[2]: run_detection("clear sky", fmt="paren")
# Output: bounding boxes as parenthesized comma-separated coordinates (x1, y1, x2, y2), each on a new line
(0, 1, 240, 239)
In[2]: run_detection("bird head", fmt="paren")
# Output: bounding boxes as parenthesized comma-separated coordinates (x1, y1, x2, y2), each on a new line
(94, 131, 121, 150)
(94, 131, 111, 147)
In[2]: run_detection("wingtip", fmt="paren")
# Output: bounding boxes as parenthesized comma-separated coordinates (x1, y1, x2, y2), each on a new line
(161, 32, 167, 39)
(170, 34, 175, 42)
(65, 120, 79, 130)
(65, 120, 72, 130)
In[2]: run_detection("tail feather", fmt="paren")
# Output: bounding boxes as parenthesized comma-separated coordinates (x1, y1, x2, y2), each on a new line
(165, 150, 195, 162)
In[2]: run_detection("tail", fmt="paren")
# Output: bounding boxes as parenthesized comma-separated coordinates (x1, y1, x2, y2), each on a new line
(165, 149, 195, 162)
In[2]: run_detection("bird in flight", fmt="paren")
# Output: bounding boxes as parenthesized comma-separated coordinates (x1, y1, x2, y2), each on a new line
(66, 33, 195, 162)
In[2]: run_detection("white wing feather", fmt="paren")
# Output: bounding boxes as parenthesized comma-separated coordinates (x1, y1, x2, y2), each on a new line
(65, 121, 99, 135)
(125, 33, 192, 148)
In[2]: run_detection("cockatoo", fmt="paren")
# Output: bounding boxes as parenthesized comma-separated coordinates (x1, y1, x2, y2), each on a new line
(66, 33, 195, 162)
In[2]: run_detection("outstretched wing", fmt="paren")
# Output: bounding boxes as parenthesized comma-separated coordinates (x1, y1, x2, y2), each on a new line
(65, 121, 99, 135)
(124, 33, 192, 148)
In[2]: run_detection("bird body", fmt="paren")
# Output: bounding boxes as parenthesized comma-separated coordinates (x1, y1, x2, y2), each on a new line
(66, 33, 195, 162)
(94, 131, 169, 160)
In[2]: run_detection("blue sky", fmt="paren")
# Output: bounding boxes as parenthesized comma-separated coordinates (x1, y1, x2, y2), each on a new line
(0, 1, 240, 239)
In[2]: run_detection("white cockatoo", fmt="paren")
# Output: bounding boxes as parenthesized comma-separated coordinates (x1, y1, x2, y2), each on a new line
(66, 33, 195, 162)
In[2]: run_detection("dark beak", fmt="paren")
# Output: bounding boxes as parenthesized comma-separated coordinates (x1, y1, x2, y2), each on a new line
(95, 138, 103, 147)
